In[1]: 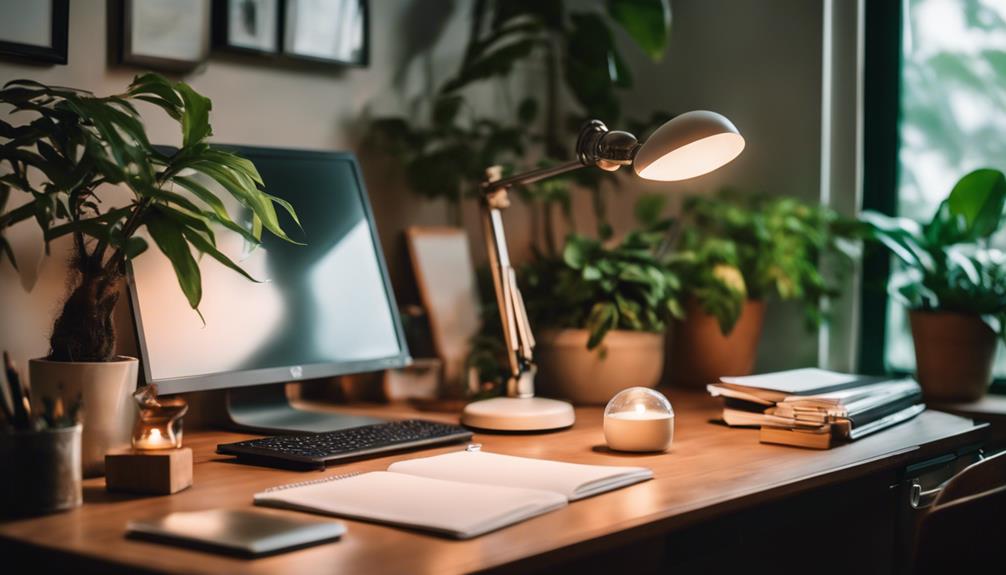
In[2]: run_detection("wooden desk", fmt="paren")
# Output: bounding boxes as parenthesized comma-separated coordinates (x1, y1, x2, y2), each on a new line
(0, 391, 986, 574)
(930, 394, 1006, 451)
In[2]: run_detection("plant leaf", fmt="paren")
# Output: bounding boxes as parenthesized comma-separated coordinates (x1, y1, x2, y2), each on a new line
(145, 212, 202, 310)
(607, 0, 671, 62)
(946, 168, 1006, 240)
(175, 81, 213, 146)
(181, 226, 259, 283)
(124, 237, 148, 259)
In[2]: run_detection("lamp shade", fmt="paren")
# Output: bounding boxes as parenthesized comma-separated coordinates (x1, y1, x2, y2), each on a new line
(633, 111, 745, 181)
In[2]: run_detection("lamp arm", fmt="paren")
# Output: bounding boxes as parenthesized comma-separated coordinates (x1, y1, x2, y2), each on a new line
(477, 119, 641, 397)
(482, 160, 585, 191)
(480, 168, 541, 397)
(480, 118, 642, 193)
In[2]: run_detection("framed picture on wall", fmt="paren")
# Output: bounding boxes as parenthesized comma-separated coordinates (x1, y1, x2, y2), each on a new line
(283, 0, 368, 66)
(212, 0, 281, 54)
(120, 0, 211, 71)
(0, 0, 68, 65)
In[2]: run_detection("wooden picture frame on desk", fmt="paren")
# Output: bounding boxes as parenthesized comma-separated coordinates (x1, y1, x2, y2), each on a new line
(405, 226, 481, 395)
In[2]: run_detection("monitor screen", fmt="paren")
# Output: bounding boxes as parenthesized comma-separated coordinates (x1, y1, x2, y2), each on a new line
(129, 147, 409, 394)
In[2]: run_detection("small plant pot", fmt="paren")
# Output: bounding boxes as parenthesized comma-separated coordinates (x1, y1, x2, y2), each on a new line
(535, 329, 665, 405)
(666, 299, 766, 388)
(909, 310, 997, 402)
(0, 424, 82, 518)
(29, 356, 139, 478)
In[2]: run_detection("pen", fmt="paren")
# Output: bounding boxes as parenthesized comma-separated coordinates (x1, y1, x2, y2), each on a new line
(4, 351, 30, 430)
(0, 363, 14, 424)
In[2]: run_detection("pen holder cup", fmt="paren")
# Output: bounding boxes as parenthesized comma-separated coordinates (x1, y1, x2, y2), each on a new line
(0, 424, 83, 518)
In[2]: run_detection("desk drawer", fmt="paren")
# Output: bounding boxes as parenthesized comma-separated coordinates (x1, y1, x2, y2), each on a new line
(892, 444, 986, 572)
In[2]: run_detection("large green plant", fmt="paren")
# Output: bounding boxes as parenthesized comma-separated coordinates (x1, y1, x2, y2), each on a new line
(861, 168, 1006, 341)
(0, 74, 299, 362)
(368, 0, 672, 253)
(669, 190, 858, 335)
(520, 194, 683, 349)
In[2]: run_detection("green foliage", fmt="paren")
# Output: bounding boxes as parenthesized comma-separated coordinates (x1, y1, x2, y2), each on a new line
(0, 74, 299, 335)
(366, 0, 672, 246)
(520, 195, 682, 350)
(861, 168, 1006, 341)
(669, 190, 859, 335)
(606, 0, 671, 62)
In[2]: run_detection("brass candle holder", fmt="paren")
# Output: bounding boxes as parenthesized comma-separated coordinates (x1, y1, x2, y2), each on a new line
(105, 385, 193, 495)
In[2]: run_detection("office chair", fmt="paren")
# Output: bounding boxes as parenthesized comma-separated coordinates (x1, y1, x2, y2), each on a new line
(911, 450, 1006, 574)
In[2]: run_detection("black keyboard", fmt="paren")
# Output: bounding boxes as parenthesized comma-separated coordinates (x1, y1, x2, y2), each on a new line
(216, 419, 473, 469)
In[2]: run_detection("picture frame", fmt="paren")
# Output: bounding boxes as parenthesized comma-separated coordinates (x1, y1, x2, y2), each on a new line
(212, 0, 281, 55)
(0, 0, 69, 65)
(404, 226, 481, 388)
(120, 0, 211, 71)
(282, 0, 368, 66)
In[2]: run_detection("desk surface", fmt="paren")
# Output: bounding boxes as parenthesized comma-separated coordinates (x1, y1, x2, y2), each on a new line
(0, 390, 986, 574)
(932, 393, 1006, 424)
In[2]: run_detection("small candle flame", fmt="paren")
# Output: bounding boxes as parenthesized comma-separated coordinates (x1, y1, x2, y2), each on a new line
(136, 427, 174, 450)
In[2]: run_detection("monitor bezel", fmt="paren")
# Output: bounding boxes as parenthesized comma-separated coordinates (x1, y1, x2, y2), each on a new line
(127, 145, 411, 394)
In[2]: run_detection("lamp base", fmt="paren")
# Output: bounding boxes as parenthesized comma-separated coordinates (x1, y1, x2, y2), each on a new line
(461, 397, 575, 432)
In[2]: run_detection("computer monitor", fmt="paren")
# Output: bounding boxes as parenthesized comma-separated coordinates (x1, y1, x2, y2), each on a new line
(128, 146, 410, 433)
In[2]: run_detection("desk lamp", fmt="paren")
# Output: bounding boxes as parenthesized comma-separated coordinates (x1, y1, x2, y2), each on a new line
(462, 111, 745, 431)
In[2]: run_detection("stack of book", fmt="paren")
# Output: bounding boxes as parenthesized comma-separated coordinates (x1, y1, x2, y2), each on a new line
(707, 368, 925, 449)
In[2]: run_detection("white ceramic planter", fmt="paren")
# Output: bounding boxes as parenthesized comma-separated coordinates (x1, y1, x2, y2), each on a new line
(29, 356, 139, 478)
(534, 329, 665, 405)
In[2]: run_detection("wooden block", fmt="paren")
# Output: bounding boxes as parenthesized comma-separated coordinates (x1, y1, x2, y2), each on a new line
(105, 448, 193, 495)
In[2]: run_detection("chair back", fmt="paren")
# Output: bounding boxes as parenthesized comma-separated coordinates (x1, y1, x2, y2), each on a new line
(912, 451, 1006, 574)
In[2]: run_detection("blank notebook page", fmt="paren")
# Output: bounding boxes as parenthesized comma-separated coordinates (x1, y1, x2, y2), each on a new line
(387, 451, 653, 501)
(254, 471, 566, 539)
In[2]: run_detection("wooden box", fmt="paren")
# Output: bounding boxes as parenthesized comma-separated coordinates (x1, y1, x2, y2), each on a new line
(105, 448, 193, 495)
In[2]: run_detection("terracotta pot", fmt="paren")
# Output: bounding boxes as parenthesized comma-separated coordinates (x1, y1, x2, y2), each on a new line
(909, 310, 997, 402)
(29, 356, 139, 478)
(667, 299, 766, 388)
(534, 329, 665, 405)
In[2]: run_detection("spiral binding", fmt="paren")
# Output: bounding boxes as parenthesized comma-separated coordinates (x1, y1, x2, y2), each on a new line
(261, 471, 365, 493)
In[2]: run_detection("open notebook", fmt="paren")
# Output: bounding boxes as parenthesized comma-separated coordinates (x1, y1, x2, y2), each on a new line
(254, 449, 653, 539)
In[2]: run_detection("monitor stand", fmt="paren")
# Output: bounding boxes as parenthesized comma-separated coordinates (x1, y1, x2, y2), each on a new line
(224, 383, 383, 434)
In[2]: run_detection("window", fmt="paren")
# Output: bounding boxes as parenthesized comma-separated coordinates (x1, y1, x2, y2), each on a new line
(861, 0, 1006, 378)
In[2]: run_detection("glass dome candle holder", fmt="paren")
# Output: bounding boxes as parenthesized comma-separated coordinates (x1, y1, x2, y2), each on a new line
(603, 387, 674, 452)
(131, 384, 188, 451)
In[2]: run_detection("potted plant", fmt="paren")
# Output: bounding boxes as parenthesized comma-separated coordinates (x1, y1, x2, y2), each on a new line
(667, 190, 857, 387)
(519, 195, 684, 404)
(368, 0, 673, 243)
(0, 75, 299, 476)
(861, 168, 1006, 402)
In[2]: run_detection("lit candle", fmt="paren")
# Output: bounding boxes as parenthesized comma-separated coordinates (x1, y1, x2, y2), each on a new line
(603, 388, 675, 452)
(134, 427, 175, 451)
(131, 384, 188, 451)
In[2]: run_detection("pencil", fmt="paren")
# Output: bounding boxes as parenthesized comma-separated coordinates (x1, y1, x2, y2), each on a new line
(0, 363, 14, 424)
(4, 351, 30, 430)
